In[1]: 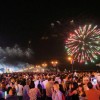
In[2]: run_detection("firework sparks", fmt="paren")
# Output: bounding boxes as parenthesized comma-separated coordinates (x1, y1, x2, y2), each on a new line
(65, 24, 100, 64)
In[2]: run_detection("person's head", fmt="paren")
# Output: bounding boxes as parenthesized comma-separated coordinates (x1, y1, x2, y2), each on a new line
(78, 85, 84, 92)
(74, 77, 78, 81)
(26, 80, 30, 85)
(17, 80, 21, 84)
(71, 82, 78, 90)
(1, 83, 6, 91)
(37, 84, 42, 90)
(68, 83, 72, 89)
(68, 76, 72, 81)
(0, 82, 2, 89)
(48, 78, 52, 81)
(53, 83, 59, 91)
(7, 87, 13, 96)
(10, 78, 15, 83)
(29, 81, 35, 89)
(83, 77, 89, 85)
(59, 84, 64, 93)
(87, 82, 93, 89)
(54, 81, 59, 84)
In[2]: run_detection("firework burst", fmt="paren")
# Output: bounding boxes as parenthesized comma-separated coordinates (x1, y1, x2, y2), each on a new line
(65, 24, 100, 64)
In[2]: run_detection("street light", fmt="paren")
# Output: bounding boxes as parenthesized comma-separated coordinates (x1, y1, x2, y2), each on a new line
(42, 63, 47, 67)
(35, 65, 41, 72)
(68, 57, 74, 73)
(51, 61, 58, 74)
(36, 65, 40, 68)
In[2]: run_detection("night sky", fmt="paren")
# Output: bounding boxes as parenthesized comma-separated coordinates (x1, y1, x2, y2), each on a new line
(0, 1, 100, 65)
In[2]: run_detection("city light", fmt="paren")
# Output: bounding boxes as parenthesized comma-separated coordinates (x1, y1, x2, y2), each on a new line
(68, 57, 72, 61)
(68, 56, 74, 72)
(42, 63, 47, 67)
(36, 65, 40, 68)
(51, 61, 58, 67)
(68, 57, 73, 64)
(51, 60, 58, 74)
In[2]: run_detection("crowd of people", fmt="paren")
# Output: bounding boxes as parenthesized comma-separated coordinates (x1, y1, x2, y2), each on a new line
(0, 71, 100, 100)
